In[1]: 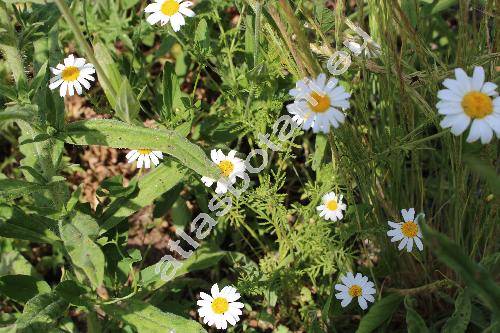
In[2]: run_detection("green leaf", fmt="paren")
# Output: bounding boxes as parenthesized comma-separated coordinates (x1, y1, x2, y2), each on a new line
(356, 294, 403, 333)
(140, 246, 225, 290)
(0, 275, 51, 303)
(60, 223, 105, 289)
(0, 205, 59, 243)
(100, 161, 185, 233)
(93, 42, 122, 109)
(15, 292, 69, 332)
(421, 223, 500, 315)
(405, 296, 429, 332)
(54, 280, 88, 306)
(312, 133, 328, 172)
(0, 179, 48, 201)
(161, 62, 183, 121)
(59, 119, 220, 178)
(431, 0, 457, 14)
(0, 105, 37, 123)
(115, 79, 140, 123)
(0, 251, 39, 277)
(464, 154, 500, 196)
(102, 300, 207, 333)
(442, 289, 471, 333)
(171, 197, 191, 231)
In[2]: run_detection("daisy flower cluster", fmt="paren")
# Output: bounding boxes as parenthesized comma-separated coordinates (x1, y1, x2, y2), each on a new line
(43, 0, 497, 327)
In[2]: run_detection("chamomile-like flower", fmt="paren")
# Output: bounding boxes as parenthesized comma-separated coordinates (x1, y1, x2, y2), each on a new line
(145, 0, 195, 32)
(126, 149, 163, 169)
(197, 283, 244, 330)
(335, 272, 376, 310)
(49, 54, 95, 97)
(437, 66, 500, 144)
(387, 208, 423, 252)
(201, 149, 246, 195)
(316, 191, 347, 222)
(287, 73, 350, 134)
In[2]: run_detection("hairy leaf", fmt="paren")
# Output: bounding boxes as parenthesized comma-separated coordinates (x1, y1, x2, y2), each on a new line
(59, 119, 219, 178)
(103, 300, 207, 333)
(421, 224, 500, 315)
(0, 275, 51, 303)
(442, 289, 471, 333)
(405, 296, 429, 332)
(60, 223, 105, 289)
(100, 161, 185, 233)
(0, 205, 59, 243)
(15, 292, 69, 332)
(356, 293, 403, 333)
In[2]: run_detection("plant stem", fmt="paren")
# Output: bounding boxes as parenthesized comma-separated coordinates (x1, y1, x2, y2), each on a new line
(54, 0, 116, 97)
(386, 279, 455, 296)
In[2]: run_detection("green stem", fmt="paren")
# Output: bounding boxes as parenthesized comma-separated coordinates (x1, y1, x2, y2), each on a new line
(54, 0, 116, 97)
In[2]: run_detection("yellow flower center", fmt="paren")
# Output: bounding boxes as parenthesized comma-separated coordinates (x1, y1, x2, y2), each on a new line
(461, 91, 493, 119)
(138, 149, 152, 155)
(211, 297, 229, 314)
(348, 285, 362, 297)
(401, 221, 418, 238)
(161, 0, 180, 16)
(61, 66, 80, 81)
(218, 160, 234, 177)
(308, 92, 331, 113)
(326, 200, 338, 211)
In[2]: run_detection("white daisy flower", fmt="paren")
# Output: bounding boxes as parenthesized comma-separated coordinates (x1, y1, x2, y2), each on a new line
(335, 272, 376, 310)
(437, 66, 500, 144)
(201, 149, 246, 195)
(316, 191, 347, 222)
(144, 0, 195, 32)
(49, 54, 95, 97)
(126, 149, 163, 169)
(386, 208, 423, 252)
(286, 73, 350, 134)
(197, 283, 244, 330)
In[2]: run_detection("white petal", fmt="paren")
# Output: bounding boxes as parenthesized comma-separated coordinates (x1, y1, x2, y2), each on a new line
(358, 296, 368, 310)
(471, 66, 485, 91)
(179, 5, 195, 17)
(149, 153, 160, 166)
(59, 81, 68, 97)
(398, 237, 408, 251)
(481, 82, 498, 96)
(77, 77, 91, 90)
(340, 296, 352, 307)
(49, 78, 63, 90)
(74, 80, 83, 95)
(64, 54, 75, 67)
(438, 89, 462, 102)
(147, 12, 164, 25)
(67, 82, 75, 96)
(414, 237, 424, 251)
(406, 238, 414, 252)
(145, 3, 161, 13)
(136, 155, 144, 168)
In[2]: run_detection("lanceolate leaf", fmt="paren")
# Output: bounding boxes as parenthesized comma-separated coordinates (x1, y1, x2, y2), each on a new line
(102, 300, 207, 333)
(60, 223, 105, 289)
(405, 296, 429, 333)
(140, 246, 226, 290)
(59, 119, 220, 179)
(100, 161, 185, 233)
(0, 205, 59, 243)
(0, 179, 48, 201)
(356, 293, 403, 333)
(15, 292, 69, 332)
(0, 105, 37, 123)
(442, 289, 471, 333)
(421, 224, 500, 315)
(0, 275, 51, 303)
